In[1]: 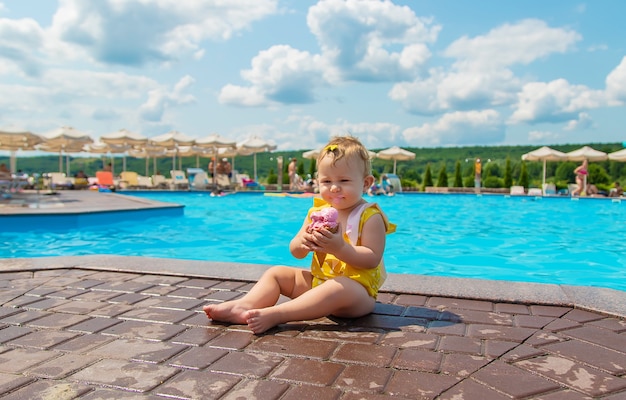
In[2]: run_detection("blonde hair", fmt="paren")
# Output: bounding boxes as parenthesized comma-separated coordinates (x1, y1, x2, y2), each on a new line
(317, 136, 371, 177)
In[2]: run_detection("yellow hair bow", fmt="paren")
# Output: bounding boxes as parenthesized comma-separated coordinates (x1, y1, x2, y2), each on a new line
(325, 144, 338, 152)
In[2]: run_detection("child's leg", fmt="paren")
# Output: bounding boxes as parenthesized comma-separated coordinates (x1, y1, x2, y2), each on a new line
(203, 266, 312, 324)
(245, 276, 375, 334)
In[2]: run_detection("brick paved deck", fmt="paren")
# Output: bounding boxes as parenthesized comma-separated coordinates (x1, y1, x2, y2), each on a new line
(0, 191, 625, 399)
(0, 256, 624, 399)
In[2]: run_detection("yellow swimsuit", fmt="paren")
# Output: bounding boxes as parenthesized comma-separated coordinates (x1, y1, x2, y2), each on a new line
(308, 198, 396, 298)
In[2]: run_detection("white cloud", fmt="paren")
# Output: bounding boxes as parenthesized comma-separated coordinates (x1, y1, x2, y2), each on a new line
(606, 56, 626, 103)
(220, 0, 440, 107)
(402, 110, 504, 146)
(139, 75, 196, 122)
(0, 17, 45, 76)
(509, 79, 605, 124)
(528, 130, 561, 142)
(390, 19, 581, 116)
(47, 0, 279, 66)
(564, 112, 593, 131)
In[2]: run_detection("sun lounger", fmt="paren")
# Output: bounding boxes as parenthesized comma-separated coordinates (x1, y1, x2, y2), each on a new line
(191, 171, 209, 190)
(151, 174, 167, 189)
(119, 171, 140, 189)
(542, 183, 557, 196)
(95, 171, 115, 191)
(137, 176, 153, 188)
(509, 186, 525, 195)
(170, 170, 189, 190)
(47, 172, 73, 190)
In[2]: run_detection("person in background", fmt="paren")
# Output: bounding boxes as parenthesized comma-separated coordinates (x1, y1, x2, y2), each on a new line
(381, 174, 394, 196)
(288, 157, 298, 190)
(0, 163, 10, 178)
(103, 162, 112, 172)
(571, 159, 588, 196)
(208, 158, 215, 177)
(204, 136, 395, 334)
(608, 181, 623, 197)
(474, 158, 482, 189)
(221, 158, 232, 178)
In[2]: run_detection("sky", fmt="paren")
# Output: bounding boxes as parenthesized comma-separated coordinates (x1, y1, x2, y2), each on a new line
(1, 0, 625, 154)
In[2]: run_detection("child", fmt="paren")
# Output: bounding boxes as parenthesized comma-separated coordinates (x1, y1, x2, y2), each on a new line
(203, 136, 395, 334)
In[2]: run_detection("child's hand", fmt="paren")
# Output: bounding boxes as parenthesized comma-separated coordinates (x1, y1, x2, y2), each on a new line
(308, 224, 345, 255)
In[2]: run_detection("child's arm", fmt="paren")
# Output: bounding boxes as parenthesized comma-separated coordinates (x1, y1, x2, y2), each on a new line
(289, 217, 314, 259)
(310, 213, 386, 269)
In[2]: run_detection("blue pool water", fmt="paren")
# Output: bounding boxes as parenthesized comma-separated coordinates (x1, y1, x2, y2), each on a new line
(1, 192, 625, 291)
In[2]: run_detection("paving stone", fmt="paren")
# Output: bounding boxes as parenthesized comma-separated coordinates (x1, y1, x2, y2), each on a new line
(372, 302, 405, 316)
(392, 348, 442, 372)
(352, 314, 428, 331)
(379, 330, 438, 349)
(88, 303, 133, 318)
(91, 281, 155, 293)
(100, 320, 188, 341)
(516, 355, 626, 397)
(299, 327, 381, 343)
(132, 296, 205, 310)
(26, 353, 100, 378)
(440, 353, 491, 377)
(444, 309, 513, 325)
(530, 305, 572, 317)
(0, 326, 32, 344)
(563, 309, 607, 323)
(205, 290, 244, 302)
(88, 338, 188, 363)
(45, 288, 85, 299)
(335, 364, 392, 393)
(514, 314, 556, 328)
(482, 339, 520, 358)
(70, 359, 179, 392)
(280, 384, 342, 400)
(437, 335, 482, 355)
(168, 346, 228, 370)
(80, 388, 165, 399)
(437, 378, 510, 400)
(0, 372, 34, 395)
(106, 292, 150, 304)
(66, 316, 123, 334)
(25, 312, 91, 329)
(177, 278, 220, 289)
(394, 294, 428, 307)
(52, 333, 114, 353)
(560, 325, 626, 353)
(207, 330, 255, 350)
(587, 317, 626, 333)
(494, 302, 530, 315)
(271, 357, 344, 386)
(332, 342, 397, 367)
(155, 369, 241, 399)
(220, 379, 290, 400)
(0, 380, 92, 400)
(473, 361, 561, 398)
(48, 299, 108, 314)
(466, 323, 536, 342)
(0, 347, 59, 373)
(164, 286, 214, 299)
(7, 330, 80, 350)
(132, 275, 189, 286)
(170, 326, 222, 346)
(209, 351, 283, 377)
(542, 339, 626, 374)
(385, 369, 459, 398)
(248, 335, 338, 359)
(428, 297, 493, 311)
(117, 307, 196, 324)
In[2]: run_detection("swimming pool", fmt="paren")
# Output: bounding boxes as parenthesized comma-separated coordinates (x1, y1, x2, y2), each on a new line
(1, 192, 625, 291)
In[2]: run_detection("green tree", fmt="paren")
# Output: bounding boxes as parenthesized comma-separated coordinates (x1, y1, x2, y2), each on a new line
(454, 160, 462, 187)
(518, 161, 529, 188)
(503, 157, 512, 188)
(422, 163, 433, 190)
(436, 164, 448, 187)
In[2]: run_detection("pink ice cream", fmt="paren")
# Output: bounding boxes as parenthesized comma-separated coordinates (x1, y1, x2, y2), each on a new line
(307, 207, 339, 233)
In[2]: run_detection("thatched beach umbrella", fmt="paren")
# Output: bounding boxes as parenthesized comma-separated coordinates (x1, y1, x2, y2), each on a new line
(0, 128, 43, 172)
(237, 136, 277, 181)
(521, 146, 568, 187)
(376, 146, 415, 174)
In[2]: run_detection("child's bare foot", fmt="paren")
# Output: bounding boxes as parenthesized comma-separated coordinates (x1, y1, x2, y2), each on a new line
(203, 301, 250, 325)
(245, 308, 284, 334)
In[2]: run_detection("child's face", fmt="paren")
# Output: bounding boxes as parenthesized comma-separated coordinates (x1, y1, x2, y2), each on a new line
(317, 155, 372, 210)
